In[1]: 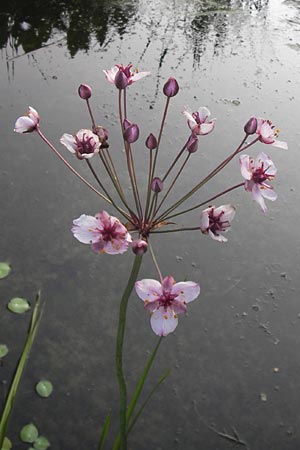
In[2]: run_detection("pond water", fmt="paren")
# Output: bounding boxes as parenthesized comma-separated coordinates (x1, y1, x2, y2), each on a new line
(1, 0, 300, 449)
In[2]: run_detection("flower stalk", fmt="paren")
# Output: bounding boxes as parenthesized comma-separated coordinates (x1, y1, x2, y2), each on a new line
(115, 254, 143, 450)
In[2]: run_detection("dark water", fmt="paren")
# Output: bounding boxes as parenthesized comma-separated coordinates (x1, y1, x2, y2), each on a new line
(1, 0, 300, 449)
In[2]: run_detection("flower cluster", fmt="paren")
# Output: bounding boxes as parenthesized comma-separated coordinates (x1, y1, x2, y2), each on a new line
(14, 64, 287, 336)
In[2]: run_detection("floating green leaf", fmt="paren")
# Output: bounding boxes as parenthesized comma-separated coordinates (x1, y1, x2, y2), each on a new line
(33, 436, 50, 450)
(20, 423, 39, 443)
(0, 263, 11, 280)
(0, 345, 8, 359)
(1, 437, 12, 450)
(36, 380, 53, 398)
(7, 297, 30, 314)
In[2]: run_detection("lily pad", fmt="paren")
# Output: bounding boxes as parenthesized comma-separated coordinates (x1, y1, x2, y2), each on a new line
(34, 436, 50, 450)
(36, 380, 53, 398)
(8, 297, 30, 314)
(20, 423, 39, 443)
(0, 344, 9, 358)
(1, 437, 12, 450)
(0, 262, 11, 279)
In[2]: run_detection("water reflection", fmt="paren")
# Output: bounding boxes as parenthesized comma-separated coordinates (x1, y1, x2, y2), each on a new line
(0, 0, 138, 57)
(0, 0, 269, 61)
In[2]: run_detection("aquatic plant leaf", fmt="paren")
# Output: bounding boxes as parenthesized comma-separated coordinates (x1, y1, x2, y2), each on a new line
(0, 345, 8, 358)
(7, 298, 30, 314)
(35, 380, 53, 398)
(1, 437, 12, 450)
(33, 436, 50, 450)
(0, 263, 11, 280)
(20, 423, 39, 443)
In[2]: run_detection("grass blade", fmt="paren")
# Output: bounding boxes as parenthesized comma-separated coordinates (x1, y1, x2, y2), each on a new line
(98, 410, 111, 450)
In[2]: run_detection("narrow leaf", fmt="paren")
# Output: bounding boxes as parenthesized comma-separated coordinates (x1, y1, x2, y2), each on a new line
(98, 411, 111, 450)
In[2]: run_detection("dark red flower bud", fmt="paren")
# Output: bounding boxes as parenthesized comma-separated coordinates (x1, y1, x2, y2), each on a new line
(186, 134, 198, 153)
(115, 69, 129, 90)
(132, 239, 148, 255)
(151, 177, 163, 193)
(163, 77, 179, 97)
(145, 133, 158, 150)
(123, 122, 139, 143)
(78, 84, 92, 100)
(244, 117, 257, 135)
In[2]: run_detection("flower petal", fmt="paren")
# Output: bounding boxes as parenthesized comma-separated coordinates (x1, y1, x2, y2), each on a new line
(135, 279, 163, 302)
(172, 281, 200, 304)
(252, 184, 267, 212)
(60, 134, 76, 153)
(131, 71, 151, 82)
(199, 121, 215, 135)
(14, 116, 36, 133)
(71, 214, 101, 243)
(150, 308, 178, 336)
(198, 106, 211, 123)
(208, 229, 228, 242)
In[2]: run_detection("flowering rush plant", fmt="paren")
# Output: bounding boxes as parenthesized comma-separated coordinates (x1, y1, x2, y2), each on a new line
(14, 63, 287, 449)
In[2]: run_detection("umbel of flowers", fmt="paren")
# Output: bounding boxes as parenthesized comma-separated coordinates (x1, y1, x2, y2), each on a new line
(14, 63, 287, 450)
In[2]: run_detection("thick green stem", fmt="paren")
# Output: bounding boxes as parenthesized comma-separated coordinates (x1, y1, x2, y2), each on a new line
(115, 255, 143, 450)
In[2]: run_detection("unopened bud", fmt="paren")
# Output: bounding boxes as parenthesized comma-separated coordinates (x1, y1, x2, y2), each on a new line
(244, 117, 257, 135)
(132, 239, 148, 255)
(163, 77, 179, 97)
(145, 133, 158, 150)
(123, 122, 139, 144)
(115, 70, 129, 90)
(151, 177, 163, 193)
(186, 134, 198, 153)
(78, 84, 92, 100)
(94, 125, 109, 147)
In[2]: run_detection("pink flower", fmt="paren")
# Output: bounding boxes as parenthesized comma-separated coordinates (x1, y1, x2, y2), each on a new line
(14, 106, 40, 133)
(135, 276, 200, 336)
(103, 64, 150, 88)
(71, 211, 132, 255)
(182, 106, 216, 135)
(239, 152, 277, 212)
(60, 129, 100, 160)
(256, 118, 287, 149)
(200, 205, 236, 242)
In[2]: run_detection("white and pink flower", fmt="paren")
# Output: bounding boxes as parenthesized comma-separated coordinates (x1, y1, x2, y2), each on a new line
(60, 129, 100, 160)
(103, 64, 150, 87)
(182, 106, 216, 136)
(14, 106, 40, 133)
(135, 276, 200, 336)
(200, 205, 236, 242)
(256, 118, 287, 149)
(239, 152, 277, 212)
(71, 211, 132, 255)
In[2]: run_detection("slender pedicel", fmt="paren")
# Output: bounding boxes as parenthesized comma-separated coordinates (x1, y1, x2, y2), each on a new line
(36, 127, 112, 205)
(157, 183, 244, 223)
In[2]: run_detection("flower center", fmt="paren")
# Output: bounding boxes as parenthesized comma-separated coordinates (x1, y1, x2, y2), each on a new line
(252, 163, 272, 184)
(159, 292, 177, 309)
(208, 209, 229, 233)
(75, 133, 97, 155)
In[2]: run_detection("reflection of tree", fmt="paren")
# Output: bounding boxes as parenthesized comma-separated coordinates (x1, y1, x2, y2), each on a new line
(0, 0, 138, 57)
(182, 0, 269, 65)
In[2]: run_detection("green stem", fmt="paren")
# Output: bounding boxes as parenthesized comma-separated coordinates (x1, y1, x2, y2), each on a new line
(115, 255, 143, 450)
(0, 293, 42, 448)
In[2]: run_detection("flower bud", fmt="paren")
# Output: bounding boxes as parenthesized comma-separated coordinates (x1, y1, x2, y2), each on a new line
(78, 84, 92, 100)
(123, 122, 139, 144)
(163, 77, 179, 97)
(244, 117, 257, 135)
(94, 125, 109, 147)
(145, 133, 158, 150)
(151, 177, 163, 193)
(132, 239, 148, 255)
(115, 69, 129, 89)
(186, 134, 198, 153)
